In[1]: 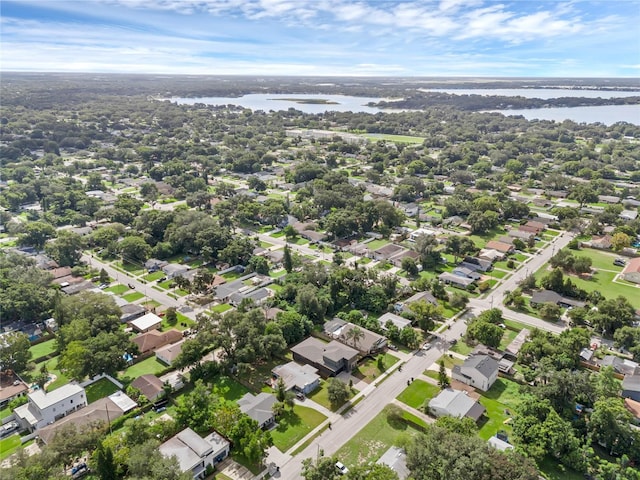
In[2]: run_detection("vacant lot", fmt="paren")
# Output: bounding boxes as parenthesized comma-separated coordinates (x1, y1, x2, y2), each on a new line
(335, 407, 423, 468)
(397, 379, 440, 409)
(270, 405, 326, 452)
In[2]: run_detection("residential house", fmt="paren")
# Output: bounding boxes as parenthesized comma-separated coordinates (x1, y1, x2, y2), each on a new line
(131, 375, 165, 402)
(291, 337, 358, 377)
(622, 258, 640, 284)
(488, 436, 514, 451)
(409, 228, 438, 242)
(378, 312, 412, 331)
(532, 197, 553, 208)
(162, 263, 190, 279)
(237, 392, 277, 429)
(372, 243, 405, 262)
(428, 388, 486, 422)
(598, 195, 620, 204)
(580, 348, 595, 363)
(389, 249, 420, 268)
(452, 266, 482, 281)
(438, 272, 474, 289)
(624, 398, 640, 421)
(508, 229, 534, 241)
(462, 256, 493, 272)
(376, 446, 409, 480)
(228, 287, 270, 307)
(272, 361, 320, 395)
(451, 355, 499, 391)
(324, 318, 387, 354)
(133, 329, 182, 354)
(600, 356, 639, 376)
(590, 235, 613, 250)
(120, 303, 147, 323)
(61, 280, 94, 295)
(37, 392, 135, 444)
(0, 371, 28, 409)
(504, 329, 530, 359)
(145, 258, 169, 271)
(478, 249, 504, 262)
(622, 374, 640, 402)
(129, 313, 163, 333)
(620, 209, 639, 222)
(485, 240, 514, 254)
(525, 220, 546, 233)
(402, 290, 438, 307)
(159, 428, 229, 479)
(530, 290, 586, 309)
(15, 384, 87, 432)
(156, 339, 186, 366)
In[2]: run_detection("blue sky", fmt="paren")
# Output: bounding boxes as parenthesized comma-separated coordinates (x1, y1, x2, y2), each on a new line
(1, 0, 639, 77)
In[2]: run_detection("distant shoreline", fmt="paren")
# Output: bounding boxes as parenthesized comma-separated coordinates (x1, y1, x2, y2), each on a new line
(271, 98, 339, 104)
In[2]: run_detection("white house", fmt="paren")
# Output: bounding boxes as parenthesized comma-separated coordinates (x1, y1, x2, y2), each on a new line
(451, 354, 499, 392)
(129, 313, 162, 333)
(15, 384, 87, 431)
(159, 428, 229, 479)
(428, 388, 485, 422)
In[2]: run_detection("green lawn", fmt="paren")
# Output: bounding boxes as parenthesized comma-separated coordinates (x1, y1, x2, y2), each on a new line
(85, 377, 121, 404)
(123, 292, 144, 302)
(290, 237, 309, 245)
(0, 435, 33, 461)
(535, 264, 640, 308)
(271, 405, 327, 452)
(477, 378, 523, 440)
(490, 269, 508, 279)
(29, 357, 68, 391)
(260, 241, 273, 248)
(498, 328, 520, 350)
(366, 239, 389, 250)
(157, 280, 174, 289)
(352, 353, 399, 384)
(115, 261, 145, 276)
(336, 407, 423, 468)
(122, 356, 167, 380)
(436, 354, 464, 370)
(29, 338, 57, 359)
(270, 231, 285, 238)
(571, 248, 624, 272)
(396, 379, 440, 409)
(143, 271, 166, 281)
(307, 380, 355, 411)
(538, 457, 585, 480)
(210, 376, 249, 402)
(450, 341, 474, 356)
(105, 284, 130, 294)
(467, 227, 507, 249)
(211, 303, 233, 313)
(364, 133, 425, 144)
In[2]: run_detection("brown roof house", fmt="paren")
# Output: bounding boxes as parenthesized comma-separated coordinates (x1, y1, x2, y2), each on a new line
(291, 337, 358, 377)
(131, 374, 165, 402)
(622, 258, 640, 284)
(485, 240, 514, 254)
(133, 329, 183, 354)
(156, 339, 185, 367)
(590, 235, 613, 250)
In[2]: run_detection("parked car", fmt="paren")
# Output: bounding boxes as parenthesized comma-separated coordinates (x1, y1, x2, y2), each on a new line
(388, 344, 399, 351)
(614, 258, 626, 266)
(335, 462, 349, 475)
(422, 343, 432, 351)
(295, 391, 305, 401)
(0, 421, 19, 438)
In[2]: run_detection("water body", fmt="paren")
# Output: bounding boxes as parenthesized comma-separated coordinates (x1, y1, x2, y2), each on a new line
(488, 104, 640, 126)
(170, 93, 389, 114)
(170, 91, 640, 125)
(419, 88, 640, 99)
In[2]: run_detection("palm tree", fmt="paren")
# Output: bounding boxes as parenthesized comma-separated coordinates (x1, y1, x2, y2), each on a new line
(345, 326, 365, 350)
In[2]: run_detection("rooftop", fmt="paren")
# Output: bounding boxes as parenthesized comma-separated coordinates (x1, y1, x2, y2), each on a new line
(29, 383, 85, 411)
(129, 312, 163, 331)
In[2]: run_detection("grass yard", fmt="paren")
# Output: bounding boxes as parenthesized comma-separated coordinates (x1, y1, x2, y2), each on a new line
(498, 328, 520, 350)
(85, 377, 121, 404)
(221, 271, 243, 280)
(123, 292, 144, 302)
(29, 357, 68, 391)
(211, 303, 233, 313)
(450, 341, 474, 356)
(490, 269, 508, 279)
(0, 435, 33, 461)
(366, 239, 390, 250)
(538, 457, 585, 480)
(260, 241, 273, 248)
(572, 248, 624, 272)
(29, 338, 57, 359)
(271, 405, 327, 452)
(467, 227, 507, 249)
(396, 379, 440, 409)
(210, 376, 249, 402)
(307, 380, 356, 411)
(477, 378, 523, 440)
(143, 271, 165, 281)
(336, 407, 423, 468)
(352, 353, 399, 383)
(436, 354, 464, 370)
(270, 231, 285, 238)
(157, 280, 174, 289)
(358, 257, 372, 265)
(290, 237, 309, 245)
(105, 284, 130, 294)
(115, 261, 145, 276)
(122, 356, 167, 380)
(364, 133, 425, 144)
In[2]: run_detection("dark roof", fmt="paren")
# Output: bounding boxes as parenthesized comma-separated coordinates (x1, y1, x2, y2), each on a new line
(462, 355, 499, 379)
(131, 374, 165, 400)
(622, 374, 640, 392)
(530, 290, 562, 304)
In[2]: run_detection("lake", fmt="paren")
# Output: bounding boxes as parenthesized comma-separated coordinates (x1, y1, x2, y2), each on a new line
(488, 104, 640, 126)
(170, 91, 640, 125)
(169, 93, 391, 114)
(419, 88, 640, 99)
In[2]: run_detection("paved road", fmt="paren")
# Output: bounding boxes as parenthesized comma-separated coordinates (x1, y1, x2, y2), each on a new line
(80, 253, 199, 321)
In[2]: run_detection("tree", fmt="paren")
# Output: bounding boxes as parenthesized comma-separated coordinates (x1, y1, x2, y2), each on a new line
(611, 232, 631, 251)
(445, 235, 476, 263)
(539, 302, 561, 321)
(409, 300, 443, 333)
(45, 231, 85, 267)
(345, 464, 400, 480)
(165, 307, 177, 326)
(589, 397, 638, 456)
(93, 442, 116, 480)
(127, 439, 191, 480)
(118, 235, 151, 264)
(139, 182, 159, 202)
(98, 268, 110, 284)
(401, 257, 419, 276)
(438, 360, 450, 389)
(302, 455, 341, 480)
(614, 326, 640, 360)
(592, 366, 620, 401)
(175, 380, 217, 433)
(344, 326, 365, 349)
(466, 320, 503, 348)
(449, 292, 469, 310)
(283, 225, 298, 241)
(0, 332, 32, 374)
(18, 221, 55, 250)
(570, 184, 598, 208)
(399, 326, 419, 349)
(466, 210, 500, 234)
(283, 244, 293, 273)
(327, 377, 350, 409)
(248, 255, 269, 275)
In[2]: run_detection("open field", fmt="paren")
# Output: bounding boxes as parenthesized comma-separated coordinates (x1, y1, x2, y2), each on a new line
(571, 247, 624, 272)
(270, 405, 326, 452)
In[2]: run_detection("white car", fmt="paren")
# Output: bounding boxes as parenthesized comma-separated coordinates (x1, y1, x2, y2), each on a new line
(422, 343, 432, 351)
(335, 461, 349, 475)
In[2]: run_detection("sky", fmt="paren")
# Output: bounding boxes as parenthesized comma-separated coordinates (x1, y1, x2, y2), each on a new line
(1, 0, 639, 77)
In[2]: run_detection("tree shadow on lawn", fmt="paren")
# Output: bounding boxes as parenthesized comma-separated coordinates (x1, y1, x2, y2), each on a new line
(481, 380, 508, 401)
(274, 410, 302, 432)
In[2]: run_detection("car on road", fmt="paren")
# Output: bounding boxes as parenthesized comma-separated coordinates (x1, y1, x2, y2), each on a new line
(388, 344, 398, 351)
(422, 343, 432, 351)
(335, 462, 349, 475)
